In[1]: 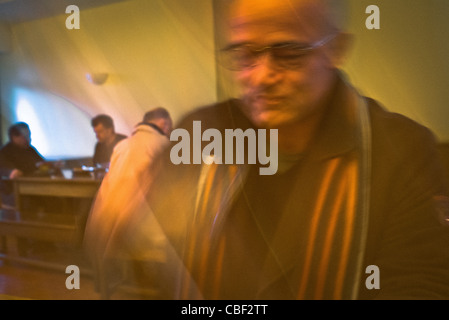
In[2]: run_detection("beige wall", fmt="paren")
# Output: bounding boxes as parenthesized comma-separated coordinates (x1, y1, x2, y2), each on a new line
(343, 0, 449, 142)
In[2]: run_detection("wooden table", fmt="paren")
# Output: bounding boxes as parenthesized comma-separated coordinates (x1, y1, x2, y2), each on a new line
(13, 177, 101, 199)
(0, 177, 101, 271)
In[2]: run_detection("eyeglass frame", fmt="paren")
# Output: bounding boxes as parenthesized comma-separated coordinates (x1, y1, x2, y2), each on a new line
(218, 34, 337, 71)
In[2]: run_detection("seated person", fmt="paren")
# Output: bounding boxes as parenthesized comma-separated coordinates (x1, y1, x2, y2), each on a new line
(0, 122, 45, 205)
(91, 114, 127, 168)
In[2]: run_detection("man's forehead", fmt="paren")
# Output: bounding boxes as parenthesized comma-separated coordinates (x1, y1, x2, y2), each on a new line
(94, 123, 107, 131)
(229, 0, 324, 19)
(230, 0, 290, 17)
(228, 0, 326, 37)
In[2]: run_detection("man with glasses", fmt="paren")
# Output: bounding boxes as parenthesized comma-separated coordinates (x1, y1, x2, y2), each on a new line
(91, 114, 127, 168)
(147, 0, 449, 299)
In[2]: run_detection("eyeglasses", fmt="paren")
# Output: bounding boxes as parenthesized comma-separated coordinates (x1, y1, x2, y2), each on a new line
(219, 34, 335, 71)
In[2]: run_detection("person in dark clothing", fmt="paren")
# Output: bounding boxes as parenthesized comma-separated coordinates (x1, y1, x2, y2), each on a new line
(0, 122, 62, 254)
(144, 0, 449, 300)
(0, 122, 45, 198)
(91, 114, 127, 167)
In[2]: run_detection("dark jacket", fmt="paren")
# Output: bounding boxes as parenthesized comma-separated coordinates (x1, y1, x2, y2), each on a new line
(93, 133, 127, 166)
(148, 76, 449, 299)
(0, 142, 44, 178)
(0, 142, 45, 194)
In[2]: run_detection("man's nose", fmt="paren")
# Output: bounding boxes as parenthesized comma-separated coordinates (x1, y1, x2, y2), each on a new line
(249, 54, 282, 86)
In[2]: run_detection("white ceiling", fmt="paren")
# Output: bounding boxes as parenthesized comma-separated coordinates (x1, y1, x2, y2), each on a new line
(0, 0, 131, 23)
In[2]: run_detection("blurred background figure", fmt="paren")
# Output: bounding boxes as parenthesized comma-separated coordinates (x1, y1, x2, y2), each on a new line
(0, 122, 45, 206)
(91, 114, 127, 168)
(0, 121, 52, 255)
(84, 107, 174, 299)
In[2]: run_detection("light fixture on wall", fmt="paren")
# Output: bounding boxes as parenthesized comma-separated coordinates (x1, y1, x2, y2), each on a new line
(86, 72, 108, 85)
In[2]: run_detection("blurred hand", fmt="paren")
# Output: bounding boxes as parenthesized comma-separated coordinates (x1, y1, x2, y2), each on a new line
(9, 169, 24, 179)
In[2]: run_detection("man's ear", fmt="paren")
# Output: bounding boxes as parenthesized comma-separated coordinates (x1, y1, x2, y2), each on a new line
(327, 32, 353, 68)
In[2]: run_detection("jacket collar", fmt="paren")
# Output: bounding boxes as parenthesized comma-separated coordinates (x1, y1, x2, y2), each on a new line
(134, 122, 166, 136)
(307, 73, 361, 162)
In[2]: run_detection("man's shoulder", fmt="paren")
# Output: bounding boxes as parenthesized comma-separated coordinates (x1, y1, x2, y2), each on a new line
(0, 144, 13, 162)
(0, 143, 26, 156)
(0, 142, 13, 153)
(113, 136, 129, 150)
(368, 98, 426, 130)
(366, 97, 438, 155)
(28, 144, 44, 157)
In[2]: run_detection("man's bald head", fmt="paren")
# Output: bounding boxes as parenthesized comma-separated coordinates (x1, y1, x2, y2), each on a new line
(228, 0, 348, 37)
(220, 0, 352, 130)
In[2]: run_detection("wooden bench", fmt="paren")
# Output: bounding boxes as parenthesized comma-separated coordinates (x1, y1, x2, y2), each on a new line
(0, 177, 101, 271)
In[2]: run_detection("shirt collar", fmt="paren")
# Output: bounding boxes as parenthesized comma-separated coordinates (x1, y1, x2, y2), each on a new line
(135, 122, 166, 136)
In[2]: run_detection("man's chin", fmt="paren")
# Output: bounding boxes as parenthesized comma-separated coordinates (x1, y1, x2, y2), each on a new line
(248, 113, 289, 129)
(241, 101, 295, 128)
